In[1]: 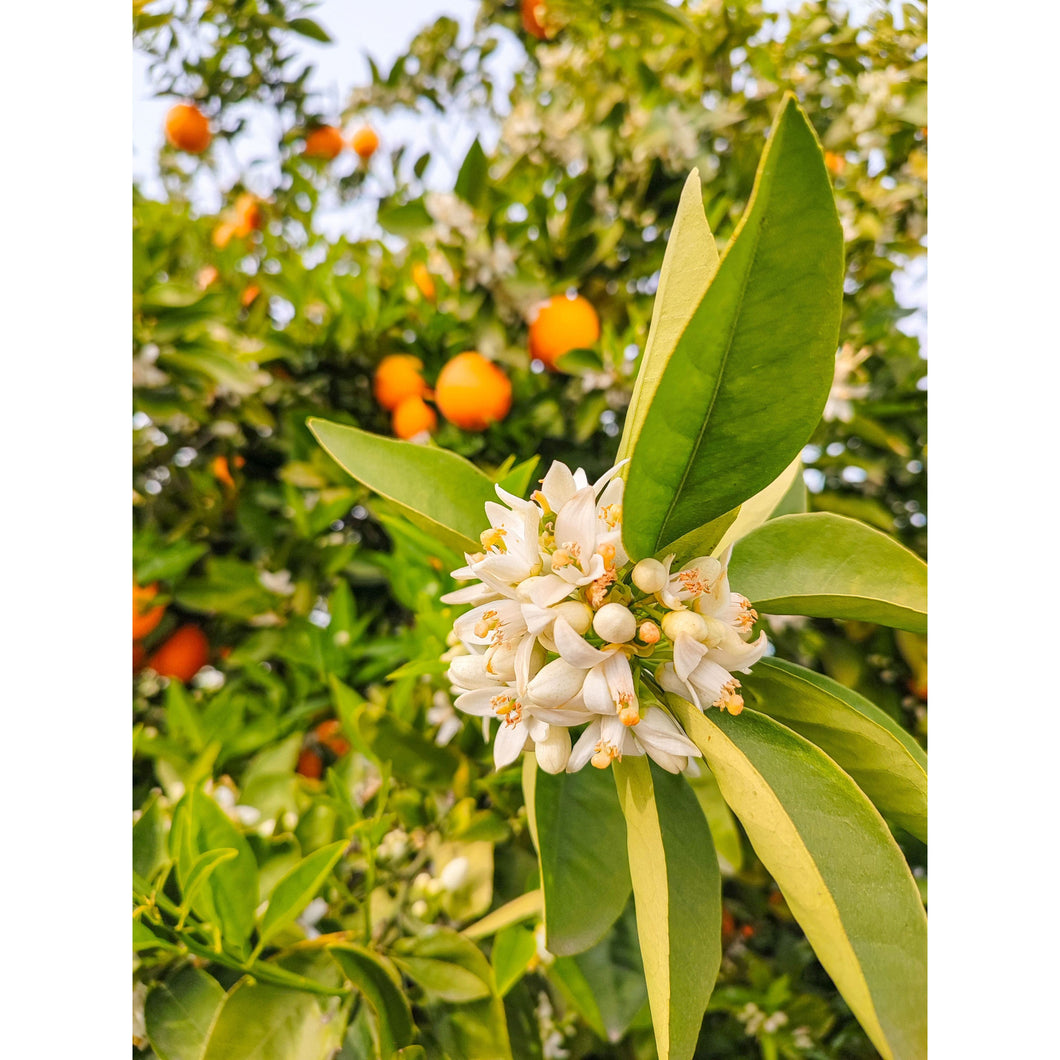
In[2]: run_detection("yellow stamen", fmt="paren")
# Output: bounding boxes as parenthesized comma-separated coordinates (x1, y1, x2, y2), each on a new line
(590, 740, 622, 769)
(713, 679, 744, 715)
(600, 503, 622, 529)
(480, 527, 508, 553)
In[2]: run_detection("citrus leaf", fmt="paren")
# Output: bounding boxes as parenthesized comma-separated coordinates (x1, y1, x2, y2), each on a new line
(744, 659, 926, 842)
(256, 839, 348, 953)
(461, 889, 543, 941)
(728, 512, 927, 632)
(623, 95, 843, 559)
(523, 756, 631, 956)
(670, 699, 927, 1060)
(614, 758, 721, 1060)
(145, 966, 226, 1060)
(330, 945, 414, 1055)
(308, 417, 495, 555)
(618, 169, 719, 465)
(392, 929, 494, 1002)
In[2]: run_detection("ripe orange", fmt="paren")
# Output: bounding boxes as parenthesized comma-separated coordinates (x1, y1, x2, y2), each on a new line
(824, 150, 846, 176)
(351, 125, 380, 160)
(232, 193, 263, 237)
(528, 293, 600, 370)
(147, 624, 209, 683)
(392, 394, 438, 439)
(241, 284, 261, 308)
(296, 748, 324, 779)
(314, 719, 351, 757)
(373, 354, 427, 411)
(521, 0, 551, 40)
(165, 103, 212, 154)
(435, 352, 512, 431)
(133, 582, 166, 640)
(412, 262, 436, 301)
(303, 125, 345, 160)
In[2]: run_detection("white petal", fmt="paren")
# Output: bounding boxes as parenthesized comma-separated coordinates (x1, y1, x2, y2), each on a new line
(440, 582, 500, 606)
(673, 634, 709, 682)
(566, 720, 602, 772)
(592, 459, 629, 495)
(447, 653, 494, 690)
(582, 664, 615, 714)
(540, 461, 578, 511)
(454, 688, 501, 716)
(554, 487, 599, 563)
(656, 662, 700, 710)
(494, 721, 530, 768)
(553, 617, 610, 668)
(635, 707, 702, 758)
(709, 631, 769, 673)
(534, 726, 572, 774)
(526, 657, 588, 708)
(528, 574, 577, 608)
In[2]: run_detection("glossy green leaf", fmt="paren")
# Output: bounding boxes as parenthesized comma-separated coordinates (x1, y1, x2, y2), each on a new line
(308, 417, 495, 555)
(551, 902, 648, 1044)
(172, 788, 258, 952)
(522, 756, 631, 956)
(256, 839, 348, 953)
(744, 659, 927, 841)
(392, 929, 494, 1002)
(670, 699, 927, 1060)
(454, 138, 489, 208)
(356, 708, 460, 790)
(133, 793, 169, 882)
(200, 980, 332, 1060)
(145, 966, 226, 1060)
(492, 924, 538, 997)
(180, 848, 239, 917)
(728, 512, 927, 632)
(462, 889, 543, 941)
(618, 168, 719, 464)
(613, 757, 720, 1060)
(428, 994, 513, 1060)
(687, 768, 743, 874)
(709, 456, 803, 560)
(330, 945, 414, 1055)
(287, 17, 332, 42)
(623, 96, 843, 558)
(496, 455, 540, 501)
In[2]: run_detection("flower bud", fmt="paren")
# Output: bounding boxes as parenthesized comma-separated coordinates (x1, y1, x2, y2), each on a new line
(526, 658, 587, 708)
(553, 600, 593, 635)
(593, 602, 637, 643)
(447, 653, 491, 689)
(439, 856, 469, 891)
(631, 558, 667, 594)
(662, 609, 709, 642)
(535, 725, 572, 774)
(699, 616, 730, 648)
(637, 620, 661, 645)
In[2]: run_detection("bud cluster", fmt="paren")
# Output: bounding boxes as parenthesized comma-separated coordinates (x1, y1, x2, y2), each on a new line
(441, 459, 768, 775)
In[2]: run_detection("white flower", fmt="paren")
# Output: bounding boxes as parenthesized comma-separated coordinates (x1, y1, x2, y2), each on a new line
(823, 343, 872, 423)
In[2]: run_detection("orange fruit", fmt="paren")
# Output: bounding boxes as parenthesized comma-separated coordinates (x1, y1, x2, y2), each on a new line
(392, 394, 438, 439)
(232, 193, 263, 237)
(412, 262, 436, 301)
(373, 354, 426, 411)
(211, 455, 236, 490)
(303, 125, 345, 160)
(241, 284, 261, 308)
(165, 103, 212, 154)
(147, 625, 210, 683)
(521, 0, 551, 39)
(133, 642, 147, 672)
(133, 582, 166, 640)
(528, 293, 600, 370)
(296, 748, 324, 779)
(435, 352, 512, 431)
(824, 150, 846, 176)
(351, 125, 380, 160)
(314, 719, 351, 757)
(212, 221, 237, 249)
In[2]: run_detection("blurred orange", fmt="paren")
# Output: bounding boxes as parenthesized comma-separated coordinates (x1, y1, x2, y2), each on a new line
(133, 642, 147, 672)
(314, 719, 351, 757)
(392, 394, 438, 439)
(241, 284, 261, 308)
(351, 125, 380, 160)
(147, 625, 209, 683)
(373, 354, 427, 411)
(165, 103, 212, 154)
(232, 193, 263, 237)
(196, 265, 219, 289)
(435, 352, 512, 431)
(303, 125, 346, 160)
(212, 221, 237, 249)
(528, 293, 600, 370)
(824, 150, 846, 176)
(412, 262, 436, 301)
(211, 454, 240, 490)
(296, 748, 324, 779)
(133, 582, 166, 640)
(521, 0, 551, 40)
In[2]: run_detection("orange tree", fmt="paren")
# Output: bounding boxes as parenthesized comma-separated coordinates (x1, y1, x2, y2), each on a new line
(133, 3, 926, 1057)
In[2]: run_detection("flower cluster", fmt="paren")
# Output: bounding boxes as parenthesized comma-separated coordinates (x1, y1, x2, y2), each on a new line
(442, 460, 768, 775)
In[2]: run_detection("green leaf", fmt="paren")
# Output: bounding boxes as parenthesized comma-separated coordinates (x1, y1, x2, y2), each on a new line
(495, 455, 540, 501)
(744, 659, 927, 842)
(166, 680, 205, 752)
(618, 168, 719, 465)
(709, 456, 803, 561)
(330, 945, 415, 1055)
(287, 16, 332, 42)
(728, 512, 927, 632)
(462, 889, 543, 941)
(377, 200, 433, 238)
(670, 699, 927, 1060)
(256, 839, 348, 953)
(172, 788, 259, 953)
(613, 758, 720, 1060)
(180, 848, 239, 918)
(200, 980, 332, 1060)
(454, 138, 489, 208)
(145, 966, 226, 1060)
(308, 418, 496, 555)
(492, 924, 538, 997)
(392, 929, 494, 1002)
(522, 756, 631, 956)
(133, 793, 169, 882)
(687, 768, 743, 874)
(356, 708, 460, 790)
(622, 96, 843, 558)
